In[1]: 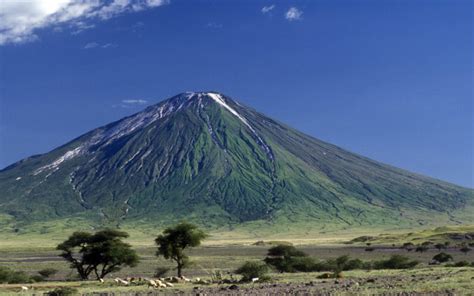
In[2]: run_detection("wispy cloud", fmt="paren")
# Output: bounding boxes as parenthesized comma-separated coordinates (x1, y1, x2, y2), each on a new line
(83, 42, 116, 49)
(206, 22, 223, 29)
(113, 99, 149, 108)
(122, 99, 148, 104)
(83, 42, 99, 49)
(261, 5, 275, 14)
(0, 0, 169, 46)
(285, 7, 303, 21)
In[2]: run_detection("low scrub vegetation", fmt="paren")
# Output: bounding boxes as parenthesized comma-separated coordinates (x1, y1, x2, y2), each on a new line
(372, 255, 419, 269)
(44, 287, 78, 296)
(264, 245, 418, 273)
(432, 252, 453, 263)
(0, 266, 31, 284)
(235, 261, 270, 282)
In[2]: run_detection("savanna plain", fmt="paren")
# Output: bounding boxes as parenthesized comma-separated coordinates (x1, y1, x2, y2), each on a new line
(1, 225, 473, 295)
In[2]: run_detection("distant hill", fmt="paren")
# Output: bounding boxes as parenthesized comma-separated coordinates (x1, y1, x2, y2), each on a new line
(1, 92, 472, 233)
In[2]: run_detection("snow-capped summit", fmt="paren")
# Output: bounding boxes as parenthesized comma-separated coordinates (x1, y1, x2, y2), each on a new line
(1, 92, 471, 231)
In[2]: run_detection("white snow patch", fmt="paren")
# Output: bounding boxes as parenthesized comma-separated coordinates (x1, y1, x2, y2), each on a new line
(207, 93, 252, 129)
(34, 147, 82, 175)
(207, 93, 273, 159)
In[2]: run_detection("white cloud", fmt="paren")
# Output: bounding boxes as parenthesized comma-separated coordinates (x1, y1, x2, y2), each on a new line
(113, 99, 149, 108)
(83, 42, 99, 49)
(261, 5, 275, 14)
(285, 7, 303, 21)
(83, 42, 116, 49)
(0, 0, 169, 46)
(206, 22, 223, 29)
(122, 99, 148, 104)
(101, 43, 116, 48)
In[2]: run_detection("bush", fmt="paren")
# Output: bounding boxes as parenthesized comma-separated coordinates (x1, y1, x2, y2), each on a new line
(415, 246, 429, 253)
(38, 268, 58, 279)
(432, 252, 453, 263)
(324, 255, 366, 272)
(45, 287, 78, 296)
(373, 255, 418, 269)
(401, 242, 414, 251)
(343, 258, 365, 270)
(0, 266, 31, 284)
(264, 245, 309, 273)
(288, 257, 318, 272)
(235, 261, 269, 282)
(449, 261, 470, 267)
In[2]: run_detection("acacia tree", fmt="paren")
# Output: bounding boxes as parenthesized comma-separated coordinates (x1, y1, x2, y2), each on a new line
(57, 231, 94, 280)
(57, 229, 139, 280)
(155, 222, 208, 277)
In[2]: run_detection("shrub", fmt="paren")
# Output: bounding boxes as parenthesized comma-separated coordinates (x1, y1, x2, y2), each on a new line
(343, 258, 364, 270)
(0, 266, 31, 284)
(38, 268, 58, 279)
(401, 242, 415, 251)
(448, 261, 470, 267)
(289, 257, 318, 272)
(264, 245, 309, 273)
(373, 255, 418, 269)
(325, 255, 365, 272)
(415, 245, 429, 253)
(45, 287, 78, 296)
(432, 252, 453, 263)
(235, 261, 269, 282)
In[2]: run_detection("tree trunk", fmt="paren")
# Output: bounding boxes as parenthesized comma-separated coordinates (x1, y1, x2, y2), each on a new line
(177, 262, 182, 277)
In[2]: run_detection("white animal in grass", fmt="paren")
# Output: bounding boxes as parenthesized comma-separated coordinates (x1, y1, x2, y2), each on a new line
(114, 277, 129, 285)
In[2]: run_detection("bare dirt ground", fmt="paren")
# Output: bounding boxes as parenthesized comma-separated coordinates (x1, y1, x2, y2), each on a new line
(2, 267, 472, 295)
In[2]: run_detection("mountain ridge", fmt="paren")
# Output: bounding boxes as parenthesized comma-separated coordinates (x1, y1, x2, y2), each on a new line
(0, 91, 472, 233)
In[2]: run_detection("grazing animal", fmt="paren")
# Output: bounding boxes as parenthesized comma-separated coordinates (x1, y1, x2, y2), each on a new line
(251, 277, 259, 283)
(181, 276, 191, 282)
(114, 277, 129, 285)
(99, 278, 104, 283)
(21, 286, 29, 291)
(148, 279, 158, 288)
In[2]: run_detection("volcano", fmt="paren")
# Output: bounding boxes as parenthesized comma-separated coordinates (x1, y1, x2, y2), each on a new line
(1, 92, 472, 231)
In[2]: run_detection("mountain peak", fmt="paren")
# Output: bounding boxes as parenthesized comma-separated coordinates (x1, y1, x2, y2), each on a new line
(1, 91, 471, 230)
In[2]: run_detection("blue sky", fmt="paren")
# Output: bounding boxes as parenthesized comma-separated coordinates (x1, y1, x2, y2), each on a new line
(0, 0, 472, 187)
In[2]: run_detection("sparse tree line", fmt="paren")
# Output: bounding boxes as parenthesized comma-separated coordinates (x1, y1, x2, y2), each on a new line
(237, 242, 474, 281)
(399, 241, 472, 255)
(1, 223, 473, 286)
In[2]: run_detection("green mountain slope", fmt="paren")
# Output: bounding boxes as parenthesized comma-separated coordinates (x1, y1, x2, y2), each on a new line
(0, 92, 472, 232)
